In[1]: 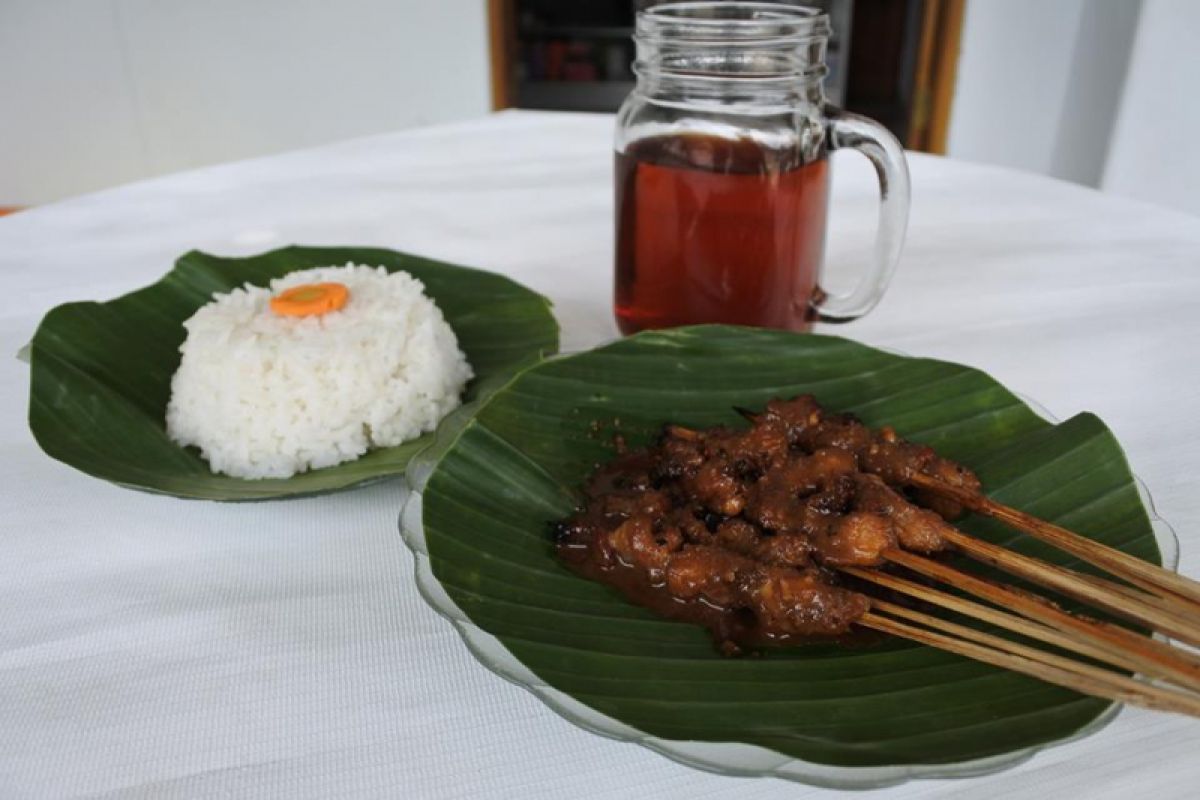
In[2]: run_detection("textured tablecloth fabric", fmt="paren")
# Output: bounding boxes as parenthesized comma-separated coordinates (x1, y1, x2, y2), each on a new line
(2, 111, 1198, 799)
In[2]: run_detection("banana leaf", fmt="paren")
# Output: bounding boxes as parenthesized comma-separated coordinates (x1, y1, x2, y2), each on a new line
(27, 246, 559, 500)
(405, 325, 1169, 784)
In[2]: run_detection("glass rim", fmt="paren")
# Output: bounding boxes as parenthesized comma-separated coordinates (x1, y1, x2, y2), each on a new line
(638, 1, 831, 40)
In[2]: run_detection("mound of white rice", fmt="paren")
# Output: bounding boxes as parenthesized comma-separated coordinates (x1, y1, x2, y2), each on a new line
(166, 264, 473, 479)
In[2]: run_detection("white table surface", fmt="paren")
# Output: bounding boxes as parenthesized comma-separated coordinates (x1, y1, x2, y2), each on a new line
(2, 111, 1199, 799)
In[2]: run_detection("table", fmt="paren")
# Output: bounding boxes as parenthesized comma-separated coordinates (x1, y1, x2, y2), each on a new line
(2, 111, 1198, 799)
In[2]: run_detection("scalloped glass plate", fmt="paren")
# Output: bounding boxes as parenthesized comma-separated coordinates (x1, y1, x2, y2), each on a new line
(398, 327, 1180, 789)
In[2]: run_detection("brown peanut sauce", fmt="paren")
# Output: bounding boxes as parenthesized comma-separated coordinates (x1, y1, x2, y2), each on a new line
(553, 397, 977, 655)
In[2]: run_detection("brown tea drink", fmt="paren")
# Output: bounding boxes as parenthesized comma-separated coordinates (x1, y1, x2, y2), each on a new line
(614, 133, 830, 334)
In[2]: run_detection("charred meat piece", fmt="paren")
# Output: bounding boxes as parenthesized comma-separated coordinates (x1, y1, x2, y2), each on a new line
(762, 396, 983, 518)
(737, 566, 871, 638)
(663, 545, 750, 605)
(683, 458, 746, 516)
(602, 515, 683, 577)
(853, 474, 955, 554)
(555, 398, 971, 654)
(821, 512, 897, 567)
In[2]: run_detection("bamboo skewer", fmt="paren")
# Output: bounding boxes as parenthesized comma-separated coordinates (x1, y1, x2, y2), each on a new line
(1068, 567, 1198, 620)
(726, 409, 1200, 615)
(869, 600, 1200, 715)
(908, 472, 1200, 607)
(883, 549, 1200, 693)
(860, 609, 1200, 718)
(841, 566, 1150, 676)
(994, 580, 1200, 672)
(683, 410, 1200, 714)
(937, 527, 1200, 648)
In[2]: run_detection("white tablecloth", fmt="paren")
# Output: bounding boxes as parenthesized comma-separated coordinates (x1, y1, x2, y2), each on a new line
(3, 111, 1199, 799)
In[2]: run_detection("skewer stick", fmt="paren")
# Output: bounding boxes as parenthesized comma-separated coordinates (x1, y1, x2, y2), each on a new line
(883, 549, 1200, 692)
(985, 578, 1200, 671)
(937, 527, 1200, 648)
(727, 403, 1200, 695)
(732, 406, 761, 424)
(872, 600, 1200, 714)
(729, 405, 1199, 609)
(860, 610, 1200, 718)
(664, 424, 703, 441)
(843, 567, 1147, 675)
(909, 472, 1200, 607)
(1068, 567, 1197, 619)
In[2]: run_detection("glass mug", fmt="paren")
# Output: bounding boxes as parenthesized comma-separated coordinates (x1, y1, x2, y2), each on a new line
(614, 1, 909, 334)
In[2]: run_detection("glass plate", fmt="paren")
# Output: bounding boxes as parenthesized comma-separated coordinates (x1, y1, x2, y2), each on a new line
(397, 364, 1180, 790)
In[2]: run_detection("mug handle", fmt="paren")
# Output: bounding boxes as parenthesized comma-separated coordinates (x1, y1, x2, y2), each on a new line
(811, 107, 911, 323)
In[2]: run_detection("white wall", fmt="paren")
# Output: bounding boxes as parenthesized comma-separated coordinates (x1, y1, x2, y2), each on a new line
(0, 0, 490, 205)
(1102, 0, 1200, 216)
(947, 0, 1142, 188)
(1049, 0, 1144, 187)
(947, 0, 1087, 177)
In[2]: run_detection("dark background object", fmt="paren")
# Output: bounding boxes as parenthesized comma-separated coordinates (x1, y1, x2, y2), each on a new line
(510, 0, 637, 113)
(488, 0, 964, 152)
(844, 0, 922, 144)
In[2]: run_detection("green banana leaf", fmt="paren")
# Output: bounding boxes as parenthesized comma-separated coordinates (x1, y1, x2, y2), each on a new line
(408, 325, 1166, 780)
(27, 246, 559, 500)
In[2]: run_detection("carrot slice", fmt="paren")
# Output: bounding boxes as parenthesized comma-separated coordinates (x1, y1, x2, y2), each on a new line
(269, 282, 349, 317)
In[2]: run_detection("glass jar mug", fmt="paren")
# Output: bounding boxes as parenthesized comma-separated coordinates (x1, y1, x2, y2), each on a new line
(614, 1, 909, 334)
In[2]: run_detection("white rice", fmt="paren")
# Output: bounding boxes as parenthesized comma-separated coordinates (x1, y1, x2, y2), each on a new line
(165, 264, 473, 479)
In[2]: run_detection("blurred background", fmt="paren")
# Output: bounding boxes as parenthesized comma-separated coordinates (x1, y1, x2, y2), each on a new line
(2, 0, 1197, 215)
